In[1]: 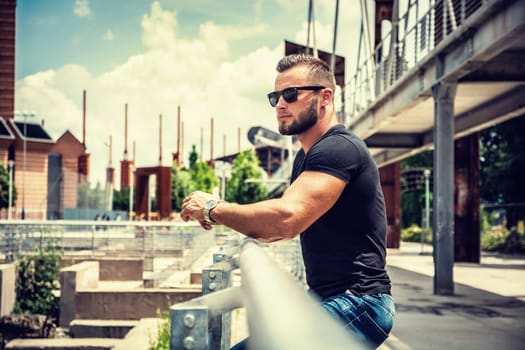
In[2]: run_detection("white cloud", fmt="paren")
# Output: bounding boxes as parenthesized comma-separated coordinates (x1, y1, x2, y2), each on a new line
(73, 0, 91, 18)
(141, 1, 177, 50)
(16, 1, 284, 187)
(102, 30, 115, 41)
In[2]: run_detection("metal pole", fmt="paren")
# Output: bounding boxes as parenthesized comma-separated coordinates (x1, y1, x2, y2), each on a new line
(421, 168, 431, 254)
(129, 166, 134, 221)
(8, 160, 14, 220)
(22, 116, 27, 220)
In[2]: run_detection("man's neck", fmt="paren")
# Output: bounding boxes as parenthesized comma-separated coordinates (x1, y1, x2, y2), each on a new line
(298, 113, 338, 154)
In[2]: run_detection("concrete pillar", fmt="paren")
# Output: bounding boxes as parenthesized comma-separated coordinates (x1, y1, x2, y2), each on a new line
(432, 80, 457, 295)
(0, 263, 16, 316)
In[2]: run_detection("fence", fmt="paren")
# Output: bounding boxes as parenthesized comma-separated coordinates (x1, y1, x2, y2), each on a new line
(349, 0, 489, 119)
(0, 220, 217, 272)
(170, 238, 367, 350)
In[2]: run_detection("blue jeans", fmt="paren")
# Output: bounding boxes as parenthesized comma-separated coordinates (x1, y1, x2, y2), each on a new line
(231, 292, 395, 350)
(322, 292, 395, 348)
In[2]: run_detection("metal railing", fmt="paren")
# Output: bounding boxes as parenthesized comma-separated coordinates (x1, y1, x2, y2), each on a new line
(349, 0, 487, 120)
(170, 238, 368, 350)
(0, 220, 216, 272)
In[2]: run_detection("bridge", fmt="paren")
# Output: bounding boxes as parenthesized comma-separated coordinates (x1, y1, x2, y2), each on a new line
(342, 0, 525, 295)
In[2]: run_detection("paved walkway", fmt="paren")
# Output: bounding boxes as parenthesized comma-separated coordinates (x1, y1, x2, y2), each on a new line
(381, 242, 525, 350)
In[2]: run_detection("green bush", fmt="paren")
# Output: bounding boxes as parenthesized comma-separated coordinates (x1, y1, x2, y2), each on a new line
(481, 226, 525, 253)
(149, 310, 170, 350)
(13, 239, 62, 322)
(401, 224, 432, 243)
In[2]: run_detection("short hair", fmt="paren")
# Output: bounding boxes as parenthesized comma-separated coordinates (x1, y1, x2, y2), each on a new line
(276, 54, 336, 90)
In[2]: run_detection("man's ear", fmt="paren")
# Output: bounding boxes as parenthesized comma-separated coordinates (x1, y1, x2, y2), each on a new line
(320, 88, 333, 106)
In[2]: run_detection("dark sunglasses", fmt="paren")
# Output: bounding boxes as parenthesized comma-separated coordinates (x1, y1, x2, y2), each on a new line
(267, 86, 325, 107)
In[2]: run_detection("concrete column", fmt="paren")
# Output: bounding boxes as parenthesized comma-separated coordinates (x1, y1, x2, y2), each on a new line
(431, 80, 457, 295)
(0, 263, 16, 316)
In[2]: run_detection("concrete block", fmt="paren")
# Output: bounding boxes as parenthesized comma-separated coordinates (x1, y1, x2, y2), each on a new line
(69, 319, 138, 339)
(5, 338, 120, 350)
(74, 289, 201, 320)
(112, 318, 159, 350)
(61, 257, 143, 281)
(0, 263, 16, 316)
(59, 261, 99, 328)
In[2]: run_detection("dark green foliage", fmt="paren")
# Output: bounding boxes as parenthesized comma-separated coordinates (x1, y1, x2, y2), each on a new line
(112, 188, 131, 211)
(0, 161, 17, 210)
(401, 224, 432, 243)
(481, 227, 525, 253)
(171, 166, 195, 211)
(13, 240, 62, 321)
(190, 161, 219, 194)
(226, 149, 268, 204)
(480, 116, 525, 205)
(401, 151, 433, 228)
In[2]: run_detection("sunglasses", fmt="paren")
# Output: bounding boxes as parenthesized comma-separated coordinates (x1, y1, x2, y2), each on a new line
(267, 86, 325, 107)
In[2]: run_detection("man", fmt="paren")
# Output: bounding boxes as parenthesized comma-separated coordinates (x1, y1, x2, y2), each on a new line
(181, 54, 394, 349)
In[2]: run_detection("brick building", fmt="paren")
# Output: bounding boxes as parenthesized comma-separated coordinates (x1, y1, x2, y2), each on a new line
(0, 0, 89, 219)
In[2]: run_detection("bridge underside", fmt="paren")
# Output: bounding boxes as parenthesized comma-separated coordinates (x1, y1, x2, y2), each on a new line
(350, 0, 525, 166)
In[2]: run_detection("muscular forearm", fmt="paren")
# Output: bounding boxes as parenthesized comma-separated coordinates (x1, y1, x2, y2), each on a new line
(210, 199, 299, 242)
(180, 190, 302, 241)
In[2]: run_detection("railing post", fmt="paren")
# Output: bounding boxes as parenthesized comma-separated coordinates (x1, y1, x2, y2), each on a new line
(202, 254, 232, 350)
(170, 305, 209, 350)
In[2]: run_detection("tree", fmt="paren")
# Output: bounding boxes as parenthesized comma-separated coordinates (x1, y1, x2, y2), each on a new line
(188, 145, 219, 194)
(226, 149, 268, 204)
(0, 161, 17, 211)
(480, 115, 525, 229)
(188, 144, 198, 169)
(400, 150, 433, 228)
(112, 188, 130, 211)
(480, 115, 525, 204)
(77, 181, 105, 209)
(172, 166, 194, 211)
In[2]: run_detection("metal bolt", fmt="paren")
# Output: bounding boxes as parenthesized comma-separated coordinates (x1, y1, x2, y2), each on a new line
(209, 271, 216, 279)
(183, 336, 195, 349)
(208, 282, 216, 291)
(183, 313, 195, 328)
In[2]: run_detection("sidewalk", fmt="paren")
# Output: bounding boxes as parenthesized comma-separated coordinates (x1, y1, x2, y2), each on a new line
(382, 242, 525, 350)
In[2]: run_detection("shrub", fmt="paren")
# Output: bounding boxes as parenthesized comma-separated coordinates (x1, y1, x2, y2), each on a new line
(481, 226, 525, 253)
(149, 310, 170, 350)
(13, 239, 62, 322)
(401, 224, 432, 243)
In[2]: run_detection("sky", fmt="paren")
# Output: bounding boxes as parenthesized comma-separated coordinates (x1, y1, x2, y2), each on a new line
(15, 0, 363, 187)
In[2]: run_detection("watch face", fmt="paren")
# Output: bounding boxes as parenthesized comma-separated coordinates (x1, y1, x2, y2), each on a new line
(205, 199, 217, 209)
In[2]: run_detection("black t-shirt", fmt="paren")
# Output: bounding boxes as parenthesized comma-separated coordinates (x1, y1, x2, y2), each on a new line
(291, 124, 391, 299)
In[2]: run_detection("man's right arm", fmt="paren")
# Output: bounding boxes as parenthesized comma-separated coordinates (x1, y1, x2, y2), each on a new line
(208, 170, 346, 242)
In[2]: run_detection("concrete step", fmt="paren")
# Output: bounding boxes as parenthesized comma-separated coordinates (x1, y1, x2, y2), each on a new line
(69, 319, 139, 339)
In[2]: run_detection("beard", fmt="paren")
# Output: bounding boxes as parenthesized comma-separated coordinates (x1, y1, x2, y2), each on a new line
(278, 98, 318, 136)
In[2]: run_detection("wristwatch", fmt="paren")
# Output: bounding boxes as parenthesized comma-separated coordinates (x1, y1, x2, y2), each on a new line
(203, 199, 223, 224)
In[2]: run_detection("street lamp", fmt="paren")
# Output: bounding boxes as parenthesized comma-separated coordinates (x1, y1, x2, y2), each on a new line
(8, 160, 14, 220)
